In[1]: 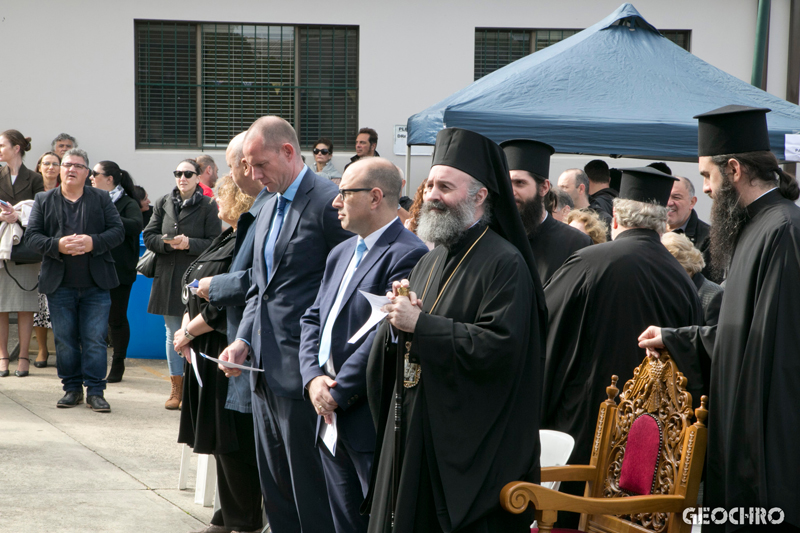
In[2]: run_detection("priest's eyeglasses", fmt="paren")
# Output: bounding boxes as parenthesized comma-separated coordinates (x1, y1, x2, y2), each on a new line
(337, 188, 374, 201)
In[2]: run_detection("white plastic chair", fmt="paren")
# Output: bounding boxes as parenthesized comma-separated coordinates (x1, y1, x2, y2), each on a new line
(539, 429, 574, 492)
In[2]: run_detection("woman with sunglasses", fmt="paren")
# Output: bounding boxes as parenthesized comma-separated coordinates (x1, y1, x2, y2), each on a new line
(312, 137, 342, 183)
(143, 159, 220, 409)
(31, 151, 62, 368)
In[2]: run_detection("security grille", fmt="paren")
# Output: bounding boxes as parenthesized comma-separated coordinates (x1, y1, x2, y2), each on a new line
(135, 20, 359, 149)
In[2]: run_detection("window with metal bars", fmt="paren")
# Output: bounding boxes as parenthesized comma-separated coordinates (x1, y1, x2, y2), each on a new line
(135, 20, 359, 149)
(474, 28, 691, 80)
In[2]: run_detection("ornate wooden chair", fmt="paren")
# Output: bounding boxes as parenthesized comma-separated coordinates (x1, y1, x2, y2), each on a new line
(501, 350, 708, 533)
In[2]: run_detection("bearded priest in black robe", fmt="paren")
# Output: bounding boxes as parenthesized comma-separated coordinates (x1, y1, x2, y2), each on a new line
(363, 128, 546, 533)
(500, 139, 592, 284)
(543, 167, 704, 527)
(640, 106, 800, 532)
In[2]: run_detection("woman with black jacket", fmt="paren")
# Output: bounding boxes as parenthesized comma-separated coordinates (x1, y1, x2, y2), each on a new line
(143, 159, 220, 409)
(91, 161, 143, 382)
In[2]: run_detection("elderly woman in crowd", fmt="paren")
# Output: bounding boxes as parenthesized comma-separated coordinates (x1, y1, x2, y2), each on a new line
(143, 158, 220, 409)
(661, 231, 723, 327)
(173, 175, 262, 533)
(0, 130, 45, 378)
(92, 161, 144, 382)
(312, 137, 342, 183)
(31, 151, 61, 368)
(567, 208, 608, 245)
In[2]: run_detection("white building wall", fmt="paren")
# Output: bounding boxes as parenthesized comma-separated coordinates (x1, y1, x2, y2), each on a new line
(0, 0, 776, 221)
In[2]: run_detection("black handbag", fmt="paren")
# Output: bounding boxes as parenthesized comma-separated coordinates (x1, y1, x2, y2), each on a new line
(136, 249, 157, 278)
(10, 241, 42, 264)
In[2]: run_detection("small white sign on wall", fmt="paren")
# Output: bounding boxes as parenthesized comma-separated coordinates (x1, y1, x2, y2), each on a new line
(785, 134, 800, 162)
(394, 125, 434, 156)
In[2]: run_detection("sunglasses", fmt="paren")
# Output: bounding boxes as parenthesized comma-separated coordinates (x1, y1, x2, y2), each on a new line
(313, 148, 331, 155)
(173, 170, 198, 179)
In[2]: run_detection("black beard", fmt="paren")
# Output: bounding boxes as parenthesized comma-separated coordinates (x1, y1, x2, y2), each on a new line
(519, 194, 544, 236)
(709, 174, 748, 279)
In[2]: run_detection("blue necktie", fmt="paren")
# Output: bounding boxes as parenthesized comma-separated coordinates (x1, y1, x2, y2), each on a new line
(264, 196, 288, 280)
(318, 239, 368, 368)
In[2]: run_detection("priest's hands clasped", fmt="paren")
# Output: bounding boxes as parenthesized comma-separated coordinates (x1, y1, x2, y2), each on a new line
(382, 280, 422, 332)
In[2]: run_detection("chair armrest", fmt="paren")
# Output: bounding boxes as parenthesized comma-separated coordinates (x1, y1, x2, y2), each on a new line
(540, 465, 596, 483)
(500, 482, 685, 515)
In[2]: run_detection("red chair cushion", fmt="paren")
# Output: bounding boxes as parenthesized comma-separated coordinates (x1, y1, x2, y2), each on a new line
(618, 413, 662, 495)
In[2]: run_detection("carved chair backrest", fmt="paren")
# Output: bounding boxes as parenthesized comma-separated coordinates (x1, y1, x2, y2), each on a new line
(583, 351, 708, 533)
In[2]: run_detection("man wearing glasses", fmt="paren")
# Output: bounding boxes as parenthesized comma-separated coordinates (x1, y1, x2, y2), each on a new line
(312, 137, 343, 184)
(299, 158, 427, 533)
(25, 148, 124, 412)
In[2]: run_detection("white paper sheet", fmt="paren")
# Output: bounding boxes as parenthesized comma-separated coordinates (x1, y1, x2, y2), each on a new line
(199, 352, 265, 372)
(320, 412, 338, 456)
(190, 349, 203, 388)
(348, 291, 391, 344)
(786, 134, 800, 162)
(186, 279, 199, 295)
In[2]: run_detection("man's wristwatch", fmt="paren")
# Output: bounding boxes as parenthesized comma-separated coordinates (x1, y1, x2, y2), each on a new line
(183, 327, 195, 341)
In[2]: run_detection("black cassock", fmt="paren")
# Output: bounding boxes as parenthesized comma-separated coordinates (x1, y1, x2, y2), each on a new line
(365, 223, 543, 533)
(542, 229, 704, 471)
(529, 213, 592, 284)
(663, 190, 800, 532)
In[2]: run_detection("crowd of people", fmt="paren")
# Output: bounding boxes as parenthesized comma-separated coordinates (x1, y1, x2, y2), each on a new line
(0, 104, 796, 533)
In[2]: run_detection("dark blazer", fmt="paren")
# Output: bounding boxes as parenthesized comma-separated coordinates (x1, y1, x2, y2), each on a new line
(110, 194, 144, 285)
(0, 164, 44, 205)
(143, 190, 221, 316)
(25, 187, 124, 294)
(236, 168, 352, 398)
(208, 187, 273, 345)
(298, 218, 427, 452)
(530, 214, 592, 285)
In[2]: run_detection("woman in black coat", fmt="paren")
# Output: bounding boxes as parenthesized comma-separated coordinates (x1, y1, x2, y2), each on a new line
(91, 161, 143, 382)
(143, 159, 220, 409)
(173, 175, 262, 533)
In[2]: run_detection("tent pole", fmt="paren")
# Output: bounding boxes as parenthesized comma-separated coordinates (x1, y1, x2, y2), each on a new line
(405, 145, 411, 197)
(751, 0, 771, 88)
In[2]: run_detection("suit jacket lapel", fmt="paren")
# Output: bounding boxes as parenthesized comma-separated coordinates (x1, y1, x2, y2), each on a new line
(12, 166, 31, 201)
(339, 219, 402, 314)
(0, 167, 14, 200)
(267, 173, 313, 288)
(320, 239, 358, 322)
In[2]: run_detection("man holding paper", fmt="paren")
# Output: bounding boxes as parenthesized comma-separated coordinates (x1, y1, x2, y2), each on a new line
(298, 157, 427, 533)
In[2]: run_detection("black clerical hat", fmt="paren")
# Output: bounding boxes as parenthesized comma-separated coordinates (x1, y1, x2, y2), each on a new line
(693, 105, 771, 156)
(619, 167, 677, 207)
(499, 139, 555, 180)
(431, 128, 539, 286)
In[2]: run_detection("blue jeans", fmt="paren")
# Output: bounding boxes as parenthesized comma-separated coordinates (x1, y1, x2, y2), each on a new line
(48, 287, 112, 396)
(164, 315, 185, 376)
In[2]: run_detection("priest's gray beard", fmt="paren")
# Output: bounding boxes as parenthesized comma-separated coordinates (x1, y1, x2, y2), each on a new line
(519, 193, 544, 236)
(709, 173, 748, 279)
(417, 198, 477, 249)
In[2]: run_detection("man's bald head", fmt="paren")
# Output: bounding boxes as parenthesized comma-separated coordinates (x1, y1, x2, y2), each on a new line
(226, 131, 262, 196)
(245, 116, 301, 155)
(348, 157, 403, 204)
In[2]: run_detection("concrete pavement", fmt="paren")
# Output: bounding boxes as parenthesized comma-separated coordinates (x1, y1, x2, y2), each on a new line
(0, 355, 216, 533)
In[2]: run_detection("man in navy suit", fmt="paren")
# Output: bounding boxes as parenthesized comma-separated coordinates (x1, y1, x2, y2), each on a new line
(219, 116, 351, 533)
(298, 158, 427, 532)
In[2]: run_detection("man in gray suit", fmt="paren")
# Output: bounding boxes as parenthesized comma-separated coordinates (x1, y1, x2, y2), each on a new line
(220, 116, 351, 533)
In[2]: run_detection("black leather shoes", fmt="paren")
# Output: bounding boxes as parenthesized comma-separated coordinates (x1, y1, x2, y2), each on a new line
(15, 357, 29, 377)
(86, 395, 111, 412)
(34, 358, 48, 368)
(57, 390, 84, 408)
(0, 357, 9, 378)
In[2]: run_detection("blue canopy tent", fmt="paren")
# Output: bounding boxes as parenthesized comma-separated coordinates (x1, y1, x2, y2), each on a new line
(406, 3, 800, 162)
